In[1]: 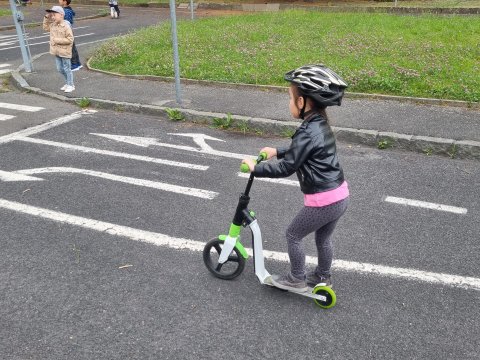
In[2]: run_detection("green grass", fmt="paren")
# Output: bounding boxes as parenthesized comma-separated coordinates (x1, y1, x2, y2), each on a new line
(117, 0, 480, 7)
(90, 10, 480, 102)
(0, 9, 11, 17)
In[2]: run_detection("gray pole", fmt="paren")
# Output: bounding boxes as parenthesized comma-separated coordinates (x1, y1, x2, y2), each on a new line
(190, 0, 194, 20)
(168, 0, 182, 105)
(8, 0, 32, 72)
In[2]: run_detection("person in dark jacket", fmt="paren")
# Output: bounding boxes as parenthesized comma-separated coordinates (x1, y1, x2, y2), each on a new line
(60, 0, 82, 71)
(242, 64, 350, 292)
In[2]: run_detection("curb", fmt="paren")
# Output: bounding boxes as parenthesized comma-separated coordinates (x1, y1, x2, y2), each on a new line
(9, 60, 480, 161)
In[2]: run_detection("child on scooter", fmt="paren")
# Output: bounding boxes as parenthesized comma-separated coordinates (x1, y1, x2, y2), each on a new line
(241, 64, 349, 293)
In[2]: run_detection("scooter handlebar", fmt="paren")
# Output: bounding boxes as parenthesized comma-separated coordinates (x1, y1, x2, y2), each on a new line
(240, 152, 267, 173)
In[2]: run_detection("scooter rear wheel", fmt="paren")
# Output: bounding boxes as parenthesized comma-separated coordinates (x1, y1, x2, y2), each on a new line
(203, 238, 246, 280)
(312, 285, 336, 309)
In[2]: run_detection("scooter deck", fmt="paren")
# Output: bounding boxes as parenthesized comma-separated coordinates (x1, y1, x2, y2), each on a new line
(263, 275, 331, 302)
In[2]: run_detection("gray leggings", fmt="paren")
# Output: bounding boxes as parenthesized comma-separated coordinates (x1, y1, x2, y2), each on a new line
(286, 198, 349, 280)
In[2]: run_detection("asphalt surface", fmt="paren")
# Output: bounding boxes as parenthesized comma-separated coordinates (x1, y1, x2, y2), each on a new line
(0, 109, 479, 359)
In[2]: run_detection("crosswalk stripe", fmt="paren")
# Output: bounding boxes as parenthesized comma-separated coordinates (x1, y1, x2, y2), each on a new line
(0, 64, 11, 68)
(0, 114, 15, 121)
(0, 102, 44, 112)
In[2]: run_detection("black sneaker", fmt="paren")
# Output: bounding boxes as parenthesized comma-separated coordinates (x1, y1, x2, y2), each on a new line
(306, 271, 332, 287)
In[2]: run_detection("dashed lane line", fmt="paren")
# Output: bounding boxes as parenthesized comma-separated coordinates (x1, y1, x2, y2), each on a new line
(0, 199, 478, 291)
(385, 196, 468, 215)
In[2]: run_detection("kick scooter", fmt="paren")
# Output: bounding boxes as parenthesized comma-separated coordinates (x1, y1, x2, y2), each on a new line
(203, 153, 336, 308)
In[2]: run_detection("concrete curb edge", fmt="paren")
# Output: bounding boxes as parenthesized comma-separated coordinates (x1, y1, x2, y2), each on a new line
(9, 68, 480, 161)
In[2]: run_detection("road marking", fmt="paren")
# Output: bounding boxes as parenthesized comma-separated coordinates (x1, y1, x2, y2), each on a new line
(0, 199, 478, 291)
(92, 133, 252, 160)
(0, 102, 44, 112)
(4, 167, 217, 199)
(0, 64, 12, 75)
(237, 172, 299, 186)
(385, 196, 468, 215)
(0, 114, 15, 121)
(17, 137, 209, 171)
(0, 33, 95, 51)
(0, 110, 90, 144)
(0, 170, 43, 182)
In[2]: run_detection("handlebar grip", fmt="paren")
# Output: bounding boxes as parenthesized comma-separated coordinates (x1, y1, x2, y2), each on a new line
(258, 151, 267, 162)
(240, 163, 250, 173)
(240, 152, 268, 173)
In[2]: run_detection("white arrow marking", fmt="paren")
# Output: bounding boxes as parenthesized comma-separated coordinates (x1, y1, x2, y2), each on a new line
(0, 170, 43, 182)
(0, 110, 90, 145)
(91, 133, 252, 160)
(16, 137, 209, 171)
(10, 167, 216, 199)
(1, 198, 479, 291)
(0, 102, 44, 112)
(0, 114, 15, 121)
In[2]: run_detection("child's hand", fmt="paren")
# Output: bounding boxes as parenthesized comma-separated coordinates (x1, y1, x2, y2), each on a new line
(241, 158, 256, 172)
(260, 147, 277, 160)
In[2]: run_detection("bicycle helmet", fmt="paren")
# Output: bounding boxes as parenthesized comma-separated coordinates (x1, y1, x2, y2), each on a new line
(284, 64, 348, 108)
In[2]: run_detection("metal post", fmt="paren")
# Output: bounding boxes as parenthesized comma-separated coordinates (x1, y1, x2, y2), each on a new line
(190, 0, 194, 20)
(8, 0, 32, 72)
(169, 0, 182, 105)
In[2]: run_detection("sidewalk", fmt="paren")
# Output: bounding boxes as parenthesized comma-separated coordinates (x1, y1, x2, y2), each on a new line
(9, 42, 480, 161)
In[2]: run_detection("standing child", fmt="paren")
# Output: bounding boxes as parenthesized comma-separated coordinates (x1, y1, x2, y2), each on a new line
(60, 0, 83, 71)
(242, 64, 349, 292)
(108, 0, 120, 19)
(43, 6, 75, 93)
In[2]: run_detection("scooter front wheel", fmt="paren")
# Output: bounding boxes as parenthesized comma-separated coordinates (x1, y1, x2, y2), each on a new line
(203, 238, 246, 280)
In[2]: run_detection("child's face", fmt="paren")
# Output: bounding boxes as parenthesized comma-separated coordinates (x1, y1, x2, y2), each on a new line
(58, 0, 66, 6)
(53, 12, 64, 23)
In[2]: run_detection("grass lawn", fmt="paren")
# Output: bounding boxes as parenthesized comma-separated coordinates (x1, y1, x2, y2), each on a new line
(117, 0, 480, 8)
(90, 10, 480, 102)
(0, 9, 11, 17)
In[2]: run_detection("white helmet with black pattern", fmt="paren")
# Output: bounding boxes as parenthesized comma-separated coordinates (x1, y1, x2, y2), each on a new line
(284, 64, 348, 107)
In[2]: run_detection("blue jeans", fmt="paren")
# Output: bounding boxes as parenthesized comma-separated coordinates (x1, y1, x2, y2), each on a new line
(55, 56, 74, 86)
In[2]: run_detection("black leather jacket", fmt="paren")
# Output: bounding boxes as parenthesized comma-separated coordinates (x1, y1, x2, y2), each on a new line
(253, 112, 345, 194)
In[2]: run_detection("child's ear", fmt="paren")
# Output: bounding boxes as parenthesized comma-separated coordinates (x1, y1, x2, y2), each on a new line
(296, 96, 305, 109)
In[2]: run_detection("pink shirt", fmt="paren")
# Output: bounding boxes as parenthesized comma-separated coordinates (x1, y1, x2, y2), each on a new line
(304, 181, 349, 207)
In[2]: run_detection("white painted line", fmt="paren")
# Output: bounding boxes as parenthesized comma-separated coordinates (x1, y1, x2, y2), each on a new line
(0, 110, 89, 144)
(13, 167, 217, 199)
(0, 102, 44, 112)
(0, 114, 15, 121)
(1, 199, 479, 291)
(385, 196, 468, 215)
(92, 133, 253, 160)
(17, 137, 209, 171)
(0, 63, 12, 68)
(237, 172, 299, 186)
(0, 69, 11, 75)
(0, 170, 43, 182)
(0, 34, 95, 51)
